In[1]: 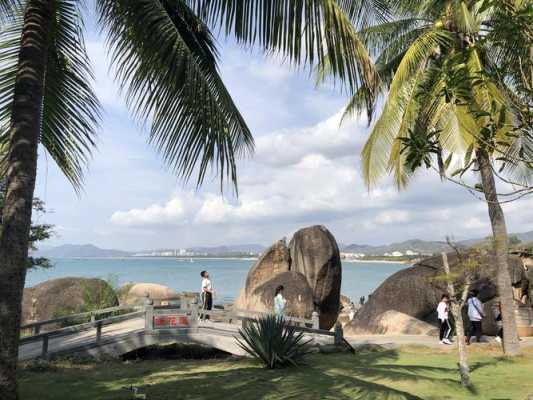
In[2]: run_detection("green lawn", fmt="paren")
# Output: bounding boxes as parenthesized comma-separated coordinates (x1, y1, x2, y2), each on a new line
(19, 346, 533, 400)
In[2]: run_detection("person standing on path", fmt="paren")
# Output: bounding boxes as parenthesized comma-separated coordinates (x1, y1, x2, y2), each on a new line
(437, 294, 453, 345)
(200, 270, 213, 321)
(466, 289, 485, 345)
(274, 285, 287, 317)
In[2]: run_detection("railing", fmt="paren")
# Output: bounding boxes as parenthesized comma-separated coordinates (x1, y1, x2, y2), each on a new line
(19, 310, 145, 359)
(20, 305, 138, 336)
(20, 300, 341, 359)
(146, 301, 330, 336)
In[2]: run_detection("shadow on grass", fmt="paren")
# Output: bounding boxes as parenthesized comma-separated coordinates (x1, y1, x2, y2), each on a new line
(19, 348, 497, 400)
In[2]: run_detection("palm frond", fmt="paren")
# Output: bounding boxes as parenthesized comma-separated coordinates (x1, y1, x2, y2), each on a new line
(187, 0, 380, 106)
(42, 0, 101, 190)
(335, 0, 391, 29)
(361, 68, 424, 188)
(0, 0, 101, 191)
(387, 27, 453, 102)
(0, 0, 19, 23)
(96, 0, 254, 192)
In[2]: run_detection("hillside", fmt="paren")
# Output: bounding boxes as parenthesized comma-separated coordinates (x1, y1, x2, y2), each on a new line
(32, 244, 132, 258)
(341, 239, 451, 255)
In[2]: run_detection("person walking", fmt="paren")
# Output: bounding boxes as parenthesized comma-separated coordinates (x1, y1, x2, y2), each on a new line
(200, 270, 213, 321)
(437, 294, 453, 345)
(466, 289, 485, 344)
(274, 285, 287, 317)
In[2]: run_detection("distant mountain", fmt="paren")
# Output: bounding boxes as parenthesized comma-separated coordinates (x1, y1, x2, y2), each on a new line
(33, 244, 132, 258)
(341, 231, 533, 256)
(187, 244, 265, 256)
(341, 239, 451, 256)
(459, 230, 533, 248)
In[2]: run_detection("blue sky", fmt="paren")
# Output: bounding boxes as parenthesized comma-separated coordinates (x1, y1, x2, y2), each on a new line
(33, 11, 533, 251)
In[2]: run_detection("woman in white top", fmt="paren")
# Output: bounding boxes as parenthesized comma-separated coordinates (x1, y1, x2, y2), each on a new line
(466, 289, 484, 344)
(200, 270, 213, 320)
(437, 294, 452, 345)
(274, 285, 287, 316)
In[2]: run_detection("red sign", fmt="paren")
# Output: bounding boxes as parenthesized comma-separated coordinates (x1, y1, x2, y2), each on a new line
(154, 314, 189, 328)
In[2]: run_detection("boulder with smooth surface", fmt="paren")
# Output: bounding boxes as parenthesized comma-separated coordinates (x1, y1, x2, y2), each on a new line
(22, 277, 118, 324)
(348, 252, 524, 335)
(121, 283, 180, 306)
(346, 310, 438, 336)
(290, 225, 342, 329)
(244, 240, 290, 296)
(243, 271, 315, 318)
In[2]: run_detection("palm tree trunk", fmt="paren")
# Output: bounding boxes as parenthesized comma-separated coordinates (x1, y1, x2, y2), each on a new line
(476, 148, 521, 357)
(0, 1, 53, 398)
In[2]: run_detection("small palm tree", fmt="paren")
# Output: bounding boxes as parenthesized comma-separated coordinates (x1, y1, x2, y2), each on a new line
(338, 0, 532, 356)
(237, 315, 311, 369)
(0, 1, 381, 398)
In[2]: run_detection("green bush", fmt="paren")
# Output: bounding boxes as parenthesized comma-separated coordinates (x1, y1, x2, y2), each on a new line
(237, 315, 311, 369)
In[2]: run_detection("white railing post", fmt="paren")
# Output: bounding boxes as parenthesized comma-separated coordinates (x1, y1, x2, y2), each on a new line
(190, 298, 199, 331)
(144, 294, 154, 332)
(334, 322, 343, 346)
(41, 335, 49, 359)
(96, 321, 103, 345)
(311, 312, 320, 330)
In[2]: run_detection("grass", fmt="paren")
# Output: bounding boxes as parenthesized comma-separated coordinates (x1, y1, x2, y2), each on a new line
(19, 345, 533, 400)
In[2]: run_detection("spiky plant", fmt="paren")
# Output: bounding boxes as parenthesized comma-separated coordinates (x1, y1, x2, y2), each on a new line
(237, 315, 311, 369)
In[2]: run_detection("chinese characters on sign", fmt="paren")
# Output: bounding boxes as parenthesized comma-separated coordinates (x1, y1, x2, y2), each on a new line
(153, 315, 189, 328)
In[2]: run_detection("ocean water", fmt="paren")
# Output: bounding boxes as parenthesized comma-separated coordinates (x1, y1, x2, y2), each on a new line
(25, 258, 407, 304)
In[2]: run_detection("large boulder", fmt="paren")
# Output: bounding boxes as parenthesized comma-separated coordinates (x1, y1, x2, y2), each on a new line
(244, 240, 290, 296)
(22, 277, 118, 324)
(121, 283, 180, 306)
(346, 310, 438, 336)
(235, 225, 342, 330)
(238, 271, 315, 318)
(290, 225, 342, 329)
(348, 252, 524, 335)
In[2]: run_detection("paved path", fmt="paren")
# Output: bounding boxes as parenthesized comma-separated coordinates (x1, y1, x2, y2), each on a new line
(19, 319, 334, 360)
(20, 319, 533, 361)
(346, 334, 533, 349)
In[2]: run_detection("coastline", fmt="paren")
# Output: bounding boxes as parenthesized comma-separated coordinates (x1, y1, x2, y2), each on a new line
(342, 259, 412, 265)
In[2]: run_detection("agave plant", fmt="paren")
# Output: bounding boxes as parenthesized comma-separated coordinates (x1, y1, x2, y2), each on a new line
(237, 315, 311, 369)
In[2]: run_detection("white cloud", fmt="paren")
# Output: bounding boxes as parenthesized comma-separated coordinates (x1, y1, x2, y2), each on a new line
(255, 110, 366, 167)
(374, 210, 411, 225)
(462, 217, 488, 230)
(110, 110, 394, 228)
(111, 197, 189, 227)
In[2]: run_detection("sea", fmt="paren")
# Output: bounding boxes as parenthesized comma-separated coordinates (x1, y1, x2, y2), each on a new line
(25, 258, 408, 304)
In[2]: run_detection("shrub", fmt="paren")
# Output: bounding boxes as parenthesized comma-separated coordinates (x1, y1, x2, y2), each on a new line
(236, 315, 311, 369)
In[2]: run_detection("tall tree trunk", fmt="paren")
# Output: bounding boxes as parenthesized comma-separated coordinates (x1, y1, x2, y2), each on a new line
(442, 252, 470, 387)
(0, 1, 52, 399)
(476, 148, 521, 357)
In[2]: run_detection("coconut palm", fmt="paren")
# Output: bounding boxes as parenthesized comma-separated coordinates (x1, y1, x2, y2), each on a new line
(338, 0, 532, 356)
(0, 1, 380, 398)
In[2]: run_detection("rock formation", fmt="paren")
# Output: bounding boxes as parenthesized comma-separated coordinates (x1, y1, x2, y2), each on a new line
(244, 271, 315, 317)
(244, 240, 290, 296)
(22, 277, 118, 324)
(290, 226, 342, 328)
(120, 283, 181, 306)
(235, 225, 342, 330)
(347, 252, 525, 335)
(345, 310, 438, 336)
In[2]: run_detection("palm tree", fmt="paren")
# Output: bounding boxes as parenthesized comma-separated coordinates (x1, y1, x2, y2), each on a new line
(0, 1, 379, 398)
(338, 0, 532, 356)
